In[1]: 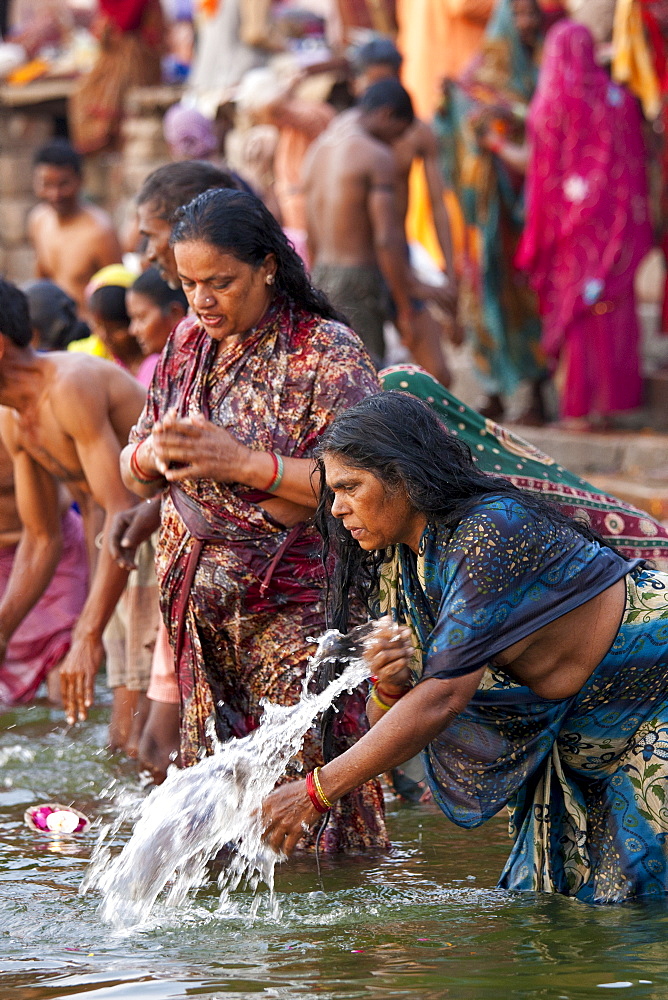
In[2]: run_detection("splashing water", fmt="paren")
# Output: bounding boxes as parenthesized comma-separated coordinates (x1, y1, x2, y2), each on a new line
(82, 628, 371, 929)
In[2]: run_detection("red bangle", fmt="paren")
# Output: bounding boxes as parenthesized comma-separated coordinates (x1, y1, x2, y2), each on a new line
(130, 441, 163, 484)
(263, 451, 279, 492)
(305, 770, 329, 814)
(376, 683, 410, 703)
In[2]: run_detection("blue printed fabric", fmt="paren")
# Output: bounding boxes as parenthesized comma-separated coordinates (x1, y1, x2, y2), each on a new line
(394, 495, 638, 681)
(379, 499, 668, 902)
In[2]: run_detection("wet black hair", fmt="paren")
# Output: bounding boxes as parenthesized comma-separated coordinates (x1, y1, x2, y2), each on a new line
(358, 77, 414, 123)
(0, 279, 32, 347)
(130, 267, 188, 313)
(136, 160, 240, 221)
(316, 391, 606, 632)
(88, 285, 130, 328)
(23, 279, 89, 350)
(33, 138, 82, 176)
(170, 187, 347, 323)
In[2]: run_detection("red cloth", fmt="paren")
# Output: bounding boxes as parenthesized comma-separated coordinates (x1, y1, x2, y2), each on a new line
(516, 21, 652, 417)
(0, 510, 88, 705)
(99, 0, 153, 33)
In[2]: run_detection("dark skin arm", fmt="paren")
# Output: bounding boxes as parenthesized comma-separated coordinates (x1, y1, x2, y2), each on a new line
(0, 411, 63, 660)
(262, 618, 484, 855)
(109, 494, 162, 571)
(368, 152, 419, 341)
(262, 669, 484, 856)
(53, 380, 140, 724)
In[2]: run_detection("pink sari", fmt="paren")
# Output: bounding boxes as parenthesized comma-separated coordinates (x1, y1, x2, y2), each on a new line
(516, 20, 652, 419)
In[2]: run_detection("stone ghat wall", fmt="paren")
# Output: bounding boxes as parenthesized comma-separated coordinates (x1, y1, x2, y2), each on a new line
(0, 103, 54, 284)
(0, 83, 181, 285)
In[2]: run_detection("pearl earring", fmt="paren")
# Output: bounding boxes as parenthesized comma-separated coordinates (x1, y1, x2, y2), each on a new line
(266, 274, 275, 285)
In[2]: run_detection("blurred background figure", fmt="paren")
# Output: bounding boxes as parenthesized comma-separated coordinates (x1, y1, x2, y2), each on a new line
(126, 267, 188, 359)
(163, 101, 219, 161)
(234, 58, 335, 262)
(516, 20, 652, 427)
(397, 0, 495, 122)
(69, 0, 165, 155)
(28, 139, 122, 311)
(436, 0, 548, 422)
(23, 279, 91, 351)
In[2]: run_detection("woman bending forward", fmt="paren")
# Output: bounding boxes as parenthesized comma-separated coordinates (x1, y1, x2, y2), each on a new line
(263, 391, 668, 902)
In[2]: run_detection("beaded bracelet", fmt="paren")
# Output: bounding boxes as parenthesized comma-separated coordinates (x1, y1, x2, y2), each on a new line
(266, 452, 284, 494)
(306, 769, 330, 814)
(129, 441, 163, 486)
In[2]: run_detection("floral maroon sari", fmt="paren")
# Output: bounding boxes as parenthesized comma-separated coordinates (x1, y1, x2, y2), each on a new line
(131, 296, 388, 852)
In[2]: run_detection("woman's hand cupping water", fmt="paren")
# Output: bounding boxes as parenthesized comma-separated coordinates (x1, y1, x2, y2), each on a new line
(365, 616, 414, 696)
(261, 618, 415, 856)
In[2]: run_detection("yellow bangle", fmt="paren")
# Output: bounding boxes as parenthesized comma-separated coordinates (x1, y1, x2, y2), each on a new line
(369, 685, 393, 712)
(312, 766, 334, 809)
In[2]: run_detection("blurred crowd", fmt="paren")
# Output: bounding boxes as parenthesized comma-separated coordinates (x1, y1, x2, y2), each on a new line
(1, 0, 668, 803)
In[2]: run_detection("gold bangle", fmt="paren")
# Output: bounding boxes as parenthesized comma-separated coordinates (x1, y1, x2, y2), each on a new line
(369, 685, 393, 712)
(312, 766, 334, 809)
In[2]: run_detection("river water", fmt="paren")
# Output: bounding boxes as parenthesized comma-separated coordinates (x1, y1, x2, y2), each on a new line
(1, 690, 667, 1000)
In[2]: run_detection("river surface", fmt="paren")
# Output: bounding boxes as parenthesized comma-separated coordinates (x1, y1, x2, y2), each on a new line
(0, 691, 666, 1000)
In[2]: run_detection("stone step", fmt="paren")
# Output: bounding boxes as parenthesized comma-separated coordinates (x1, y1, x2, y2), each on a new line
(514, 424, 668, 479)
(585, 475, 668, 521)
(646, 369, 668, 432)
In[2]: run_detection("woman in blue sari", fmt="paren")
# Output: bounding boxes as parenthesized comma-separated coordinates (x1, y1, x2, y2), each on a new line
(262, 391, 668, 903)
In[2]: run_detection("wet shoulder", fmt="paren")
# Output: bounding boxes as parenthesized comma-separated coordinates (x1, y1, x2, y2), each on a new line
(49, 351, 143, 404)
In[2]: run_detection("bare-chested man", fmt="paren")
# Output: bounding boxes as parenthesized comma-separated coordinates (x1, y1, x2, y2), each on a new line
(352, 37, 457, 288)
(0, 279, 145, 731)
(28, 139, 122, 309)
(305, 78, 452, 383)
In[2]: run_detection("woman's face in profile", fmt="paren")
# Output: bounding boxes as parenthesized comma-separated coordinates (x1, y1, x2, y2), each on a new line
(324, 452, 426, 553)
(174, 239, 276, 343)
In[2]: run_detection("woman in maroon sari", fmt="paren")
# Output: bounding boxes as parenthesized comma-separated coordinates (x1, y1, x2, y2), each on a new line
(120, 189, 387, 852)
(516, 20, 652, 425)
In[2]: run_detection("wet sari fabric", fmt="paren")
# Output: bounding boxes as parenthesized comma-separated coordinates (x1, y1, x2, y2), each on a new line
(131, 297, 388, 852)
(379, 366, 668, 900)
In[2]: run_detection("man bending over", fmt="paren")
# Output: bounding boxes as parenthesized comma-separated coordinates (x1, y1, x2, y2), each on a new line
(0, 279, 145, 728)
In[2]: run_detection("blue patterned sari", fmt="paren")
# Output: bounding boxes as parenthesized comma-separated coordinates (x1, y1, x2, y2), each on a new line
(379, 498, 668, 902)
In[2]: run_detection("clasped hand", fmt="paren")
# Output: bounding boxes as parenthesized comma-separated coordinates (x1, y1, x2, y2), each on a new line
(364, 616, 414, 693)
(150, 409, 248, 483)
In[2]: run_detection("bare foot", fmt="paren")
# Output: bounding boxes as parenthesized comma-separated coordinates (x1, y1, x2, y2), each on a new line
(137, 700, 180, 783)
(125, 691, 151, 759)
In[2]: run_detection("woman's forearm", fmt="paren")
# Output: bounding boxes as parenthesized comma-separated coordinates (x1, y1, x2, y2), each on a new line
(318, 672, 483, 802)
(120, 440, 166, 499)
(238, 449, 319, 508)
